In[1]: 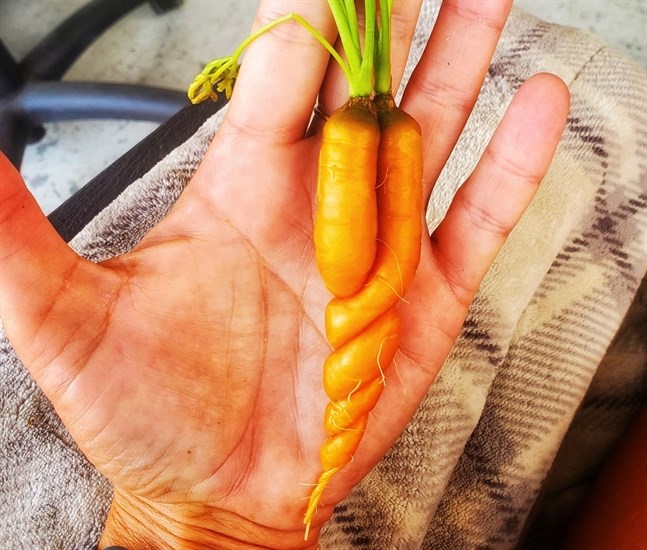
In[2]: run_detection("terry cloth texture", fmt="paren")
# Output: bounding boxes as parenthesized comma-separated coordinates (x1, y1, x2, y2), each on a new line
(1, 1, 646, 548)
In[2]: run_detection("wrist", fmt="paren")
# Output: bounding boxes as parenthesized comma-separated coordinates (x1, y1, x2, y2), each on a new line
(99, 487, 319, 550)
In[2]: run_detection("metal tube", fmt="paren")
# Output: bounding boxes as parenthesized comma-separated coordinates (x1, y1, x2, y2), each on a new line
(14, 81, 188, 123)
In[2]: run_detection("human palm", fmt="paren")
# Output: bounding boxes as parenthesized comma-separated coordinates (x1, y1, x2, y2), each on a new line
(0, 1, 569, 548)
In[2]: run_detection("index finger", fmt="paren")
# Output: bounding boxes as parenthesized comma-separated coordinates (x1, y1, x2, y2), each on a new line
(222, 0, 338, 145)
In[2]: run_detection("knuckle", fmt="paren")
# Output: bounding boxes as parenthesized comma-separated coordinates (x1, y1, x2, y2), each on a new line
(483, 147, 543, 186)
(443, 0, 508, 34)
(414, 76, 475, 115)
(252, 11, 314, 47)
(460, 192, 511, 237)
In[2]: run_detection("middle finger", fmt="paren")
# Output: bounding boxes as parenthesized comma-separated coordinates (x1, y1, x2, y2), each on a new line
(401, 0, 513, 201)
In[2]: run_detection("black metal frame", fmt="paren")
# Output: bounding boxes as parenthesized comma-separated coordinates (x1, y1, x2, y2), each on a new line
(48, 94, 227, 242)
(0, 0, 186, 168)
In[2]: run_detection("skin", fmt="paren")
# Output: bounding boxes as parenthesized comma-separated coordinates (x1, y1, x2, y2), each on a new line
(0, 1, 570, 548)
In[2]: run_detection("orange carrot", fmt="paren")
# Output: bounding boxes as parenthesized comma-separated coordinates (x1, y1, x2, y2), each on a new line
(320, 415, 369, 471)
(304, 415, 369, 537)
(314, 98, 380, 297)
(303, 0, 424, 537)
(323, 307, 400, 401)
(305, 95, 422, 534)
(324, 378, 384, 435)
(325, 93, 423, 348)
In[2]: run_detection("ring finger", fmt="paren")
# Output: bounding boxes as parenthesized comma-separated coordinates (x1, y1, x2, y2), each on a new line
(223, 0, 338, 145)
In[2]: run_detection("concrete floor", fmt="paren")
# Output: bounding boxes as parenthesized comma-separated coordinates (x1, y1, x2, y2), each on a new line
(0, 0, 645, 214)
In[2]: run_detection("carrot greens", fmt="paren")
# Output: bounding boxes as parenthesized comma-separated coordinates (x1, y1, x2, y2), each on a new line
(187, 0, 391, 103)
(375, 0, 393, 94)
(187, 12, 348, 104)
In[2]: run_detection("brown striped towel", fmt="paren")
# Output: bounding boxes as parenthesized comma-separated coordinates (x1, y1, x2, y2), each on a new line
(1, 1, 645, 548)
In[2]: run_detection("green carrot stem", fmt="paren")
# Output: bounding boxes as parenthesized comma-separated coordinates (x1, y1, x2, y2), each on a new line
(188, 12, 351, 104)
(327, 0, 374, 97)
(343, 0, 361, 53)
(375, 0, 392, 94)
(235, 13, 346, 71)
(188, 2, 391, 104)
(358, 0, 377, 97)
(327, 1, 361, 72)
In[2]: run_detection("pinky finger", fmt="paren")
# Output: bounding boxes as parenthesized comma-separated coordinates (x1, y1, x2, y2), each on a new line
(429, 73, 570, 306)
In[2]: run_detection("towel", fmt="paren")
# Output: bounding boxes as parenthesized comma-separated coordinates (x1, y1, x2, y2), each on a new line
(1, 2, 646, 548)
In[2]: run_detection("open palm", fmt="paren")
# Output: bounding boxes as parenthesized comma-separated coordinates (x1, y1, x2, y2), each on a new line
(0, 1, 569, 548)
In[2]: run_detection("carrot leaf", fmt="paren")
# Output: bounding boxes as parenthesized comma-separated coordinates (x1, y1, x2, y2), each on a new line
(187, 12, 350, 104)
(188, 1, 394, 103)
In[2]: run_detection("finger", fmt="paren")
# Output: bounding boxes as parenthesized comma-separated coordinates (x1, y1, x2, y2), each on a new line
(387, 0, 426, 96)
(0, 153, 119, 394)
(401, 0, 514, 199)
(430, 73, 570, 306)
(0, 152, 78, 333)
(222, 0, 337, 144)
(309, 0, 423, 136)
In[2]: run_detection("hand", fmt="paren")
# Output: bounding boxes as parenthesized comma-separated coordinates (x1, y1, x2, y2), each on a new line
(0, 0, 569, 548)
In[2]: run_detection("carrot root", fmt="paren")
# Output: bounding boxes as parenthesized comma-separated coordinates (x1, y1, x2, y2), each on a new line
(303, 466, 341, 540)
(308, 89, 422, 539)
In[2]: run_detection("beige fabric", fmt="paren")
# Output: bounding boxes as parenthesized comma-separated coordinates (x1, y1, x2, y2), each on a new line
(1, 1, 645, 548)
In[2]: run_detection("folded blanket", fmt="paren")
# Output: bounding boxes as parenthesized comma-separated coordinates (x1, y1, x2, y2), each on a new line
(1, 1, 645, 548)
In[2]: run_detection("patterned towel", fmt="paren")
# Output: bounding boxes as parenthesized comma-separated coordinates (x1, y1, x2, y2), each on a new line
(1, 2, 645, 548)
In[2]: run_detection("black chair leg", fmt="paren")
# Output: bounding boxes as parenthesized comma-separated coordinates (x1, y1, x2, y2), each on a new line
(0, 0, 185, 169)
(148, 0, 183, 15)
(23, 0, 147, 81)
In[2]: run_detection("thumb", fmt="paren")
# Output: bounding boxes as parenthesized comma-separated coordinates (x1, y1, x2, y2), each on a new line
(0, 153, 120, 395)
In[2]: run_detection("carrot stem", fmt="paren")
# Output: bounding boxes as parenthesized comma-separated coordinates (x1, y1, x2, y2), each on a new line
(375, 0, 392, 94)
(188, 12, 350, 104)
(359, 0, 377, 96)
(343, 0, 361, 53)
(327, 0, 374, 97)
(234, 13, 345, 70)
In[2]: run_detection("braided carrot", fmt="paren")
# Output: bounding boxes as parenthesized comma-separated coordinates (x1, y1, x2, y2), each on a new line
(325, 94, 423, 348)
(305, 93, 423, 535)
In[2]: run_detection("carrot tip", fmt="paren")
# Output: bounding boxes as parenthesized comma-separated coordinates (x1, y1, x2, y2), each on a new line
(303, 467, 341, 540)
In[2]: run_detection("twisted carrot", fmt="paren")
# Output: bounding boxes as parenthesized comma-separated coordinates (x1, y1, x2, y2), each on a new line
(306, 93, 423, 534)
